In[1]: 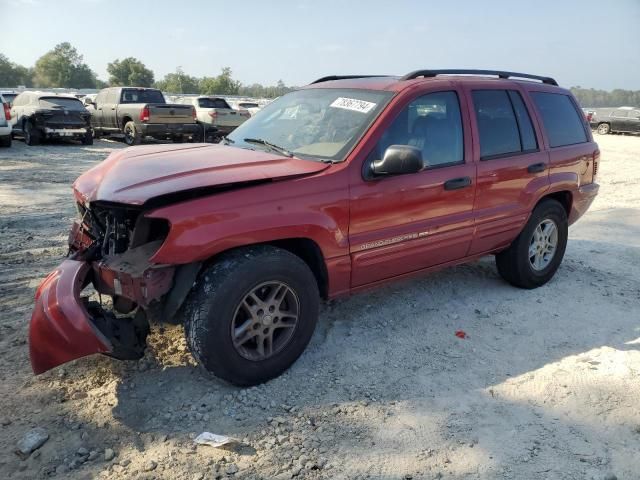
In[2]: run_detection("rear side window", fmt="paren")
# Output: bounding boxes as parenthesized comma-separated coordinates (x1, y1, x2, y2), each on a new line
(530, 92, 587, 147)
(472, 90, 522, 159)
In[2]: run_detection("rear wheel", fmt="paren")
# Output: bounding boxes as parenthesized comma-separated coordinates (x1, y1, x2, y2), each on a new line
(123, 121, 141, 146)
(183, 246, 319, 386)
(597, 123, 610, 135)
(24, 121, 41, 146)
(496, 199, 568, 289)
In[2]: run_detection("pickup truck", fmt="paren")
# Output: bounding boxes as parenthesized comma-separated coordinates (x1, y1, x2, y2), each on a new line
(88, 87, 201, 145)
(29, 69, 599, 387)
(174, 95, 249, 140)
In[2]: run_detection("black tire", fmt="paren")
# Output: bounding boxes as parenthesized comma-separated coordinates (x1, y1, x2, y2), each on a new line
(81, 130, 93, 145)
(496, 199, 568, 289)
(0, 135, 11, 147)
(183, 245, 320, 386)
(123, 121, 141, 146)
(24, 121, 41, 146)
(597, 123, 610, 135)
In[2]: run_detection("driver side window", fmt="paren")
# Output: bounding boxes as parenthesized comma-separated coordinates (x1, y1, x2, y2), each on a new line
(373, 91, 464, 168)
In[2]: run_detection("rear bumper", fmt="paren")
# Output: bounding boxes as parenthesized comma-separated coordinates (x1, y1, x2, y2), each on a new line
(29, 260, 111, 374)
(569, 182, 599, 225)
(44, 127, 88, 138)
(139, 123, 200, 137)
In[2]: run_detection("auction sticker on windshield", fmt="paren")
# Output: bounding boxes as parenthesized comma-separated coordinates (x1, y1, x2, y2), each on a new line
(330, 97, 377, 114)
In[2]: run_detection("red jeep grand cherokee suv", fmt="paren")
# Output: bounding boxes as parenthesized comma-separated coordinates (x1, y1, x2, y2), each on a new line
(30, 69, 599, 385)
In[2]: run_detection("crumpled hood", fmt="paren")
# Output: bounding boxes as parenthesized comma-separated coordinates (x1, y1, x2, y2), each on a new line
(73, 143, 328, 206)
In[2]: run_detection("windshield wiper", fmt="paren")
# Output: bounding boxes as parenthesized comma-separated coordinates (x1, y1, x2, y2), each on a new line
(243, 138, 293, 157)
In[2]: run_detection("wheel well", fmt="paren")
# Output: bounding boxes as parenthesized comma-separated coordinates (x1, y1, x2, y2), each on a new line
(267, 238, 329, 299)
(541, 191, 572, 217)
(201, 238, 330, 299)
(121, 116, 132, 128)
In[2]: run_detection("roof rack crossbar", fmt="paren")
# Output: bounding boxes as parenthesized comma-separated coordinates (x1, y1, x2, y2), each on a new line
(310, 75, 390, 84)
(401, 69, 558, 86)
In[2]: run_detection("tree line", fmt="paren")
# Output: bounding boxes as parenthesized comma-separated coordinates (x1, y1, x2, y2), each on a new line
(0, 43, 295, 98)
(2, 43, 639, 104)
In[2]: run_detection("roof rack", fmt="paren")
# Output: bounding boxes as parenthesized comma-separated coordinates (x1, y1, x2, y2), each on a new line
(401, 69, 558, 86)
(310, 75, 389, 84)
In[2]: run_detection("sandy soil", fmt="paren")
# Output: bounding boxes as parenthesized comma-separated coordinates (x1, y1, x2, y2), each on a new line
(0, 134, 638, 480)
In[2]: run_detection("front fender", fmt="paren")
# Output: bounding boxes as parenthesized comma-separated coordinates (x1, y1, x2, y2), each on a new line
(146, 171, 350, 265)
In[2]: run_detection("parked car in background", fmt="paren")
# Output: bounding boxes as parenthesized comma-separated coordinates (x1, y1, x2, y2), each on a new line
(0, 91, 19, 107)
(10, 92, 92, 145)
(88, 87, 200, 145)
(589, 106, 640, 135)
(228, 99, 262, 116)
(0, 94, 12, 147)
(82, 93, 97, 108)
(175, 96, 249, 140)
(30, 69, 599, 386)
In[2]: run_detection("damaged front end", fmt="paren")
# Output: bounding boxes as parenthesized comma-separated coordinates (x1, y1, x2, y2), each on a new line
(30, 201, 181, 374)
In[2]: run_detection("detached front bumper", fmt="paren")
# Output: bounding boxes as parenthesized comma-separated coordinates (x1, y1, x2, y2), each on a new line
(29, 260, 112, 374)
(30, 246, 173, 374)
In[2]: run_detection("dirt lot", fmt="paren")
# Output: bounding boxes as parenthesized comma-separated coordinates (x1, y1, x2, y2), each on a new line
(0, 134, 638, 480)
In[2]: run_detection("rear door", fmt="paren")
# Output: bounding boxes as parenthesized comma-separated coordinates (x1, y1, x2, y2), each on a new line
(610, 109, 628, 132)
(630, 110, 640, 133)
(349, 87, 476, 287)
(462, 85, 550, 255)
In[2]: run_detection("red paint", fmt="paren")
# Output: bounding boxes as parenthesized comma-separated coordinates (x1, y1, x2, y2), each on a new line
(29, 260, 111, 374)
(30, 74, 599, 374)
(455, 330, 467, 339)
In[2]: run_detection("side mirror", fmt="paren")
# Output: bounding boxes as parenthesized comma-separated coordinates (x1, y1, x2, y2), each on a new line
(370, 145, 423, 177)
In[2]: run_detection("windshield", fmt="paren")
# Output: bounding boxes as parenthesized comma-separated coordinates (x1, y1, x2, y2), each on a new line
(39, 97, 85, 110)
(120, 89, 165, 104)
(227, 88, 393, 162)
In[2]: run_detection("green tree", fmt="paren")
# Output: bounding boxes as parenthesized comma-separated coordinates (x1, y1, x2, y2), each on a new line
(107, 57, 154, 87)
(154, 67, 199, 93)
(0, 53, 33, 87)
(33, 42, 97, 88)
(199, 67, 241, 95)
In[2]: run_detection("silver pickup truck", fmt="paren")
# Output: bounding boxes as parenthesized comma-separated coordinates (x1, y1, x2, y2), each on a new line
(88, 87, 201, 145)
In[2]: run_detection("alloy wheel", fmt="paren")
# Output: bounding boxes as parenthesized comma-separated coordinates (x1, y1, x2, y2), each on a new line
(231, 281, 300, 361)
(528, 219, 558, 271)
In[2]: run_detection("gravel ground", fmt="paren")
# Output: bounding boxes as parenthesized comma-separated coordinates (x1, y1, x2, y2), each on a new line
(0, 134, 638, 480)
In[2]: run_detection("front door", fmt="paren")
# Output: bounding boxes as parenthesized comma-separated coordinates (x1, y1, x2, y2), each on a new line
(349, 88, 476, 287)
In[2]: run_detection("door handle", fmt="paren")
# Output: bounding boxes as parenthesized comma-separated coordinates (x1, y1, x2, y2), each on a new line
(527, 162, 546, 173)
(444, 176, 472, 190)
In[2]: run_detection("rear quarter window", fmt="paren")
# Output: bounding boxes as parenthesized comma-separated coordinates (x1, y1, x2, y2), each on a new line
(530, 92, 587, 148)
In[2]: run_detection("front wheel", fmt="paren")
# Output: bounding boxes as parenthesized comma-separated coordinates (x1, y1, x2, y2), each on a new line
(597, 123, 610, 135)
(182, 246, 319, 386)
(496, 199, 568, 289)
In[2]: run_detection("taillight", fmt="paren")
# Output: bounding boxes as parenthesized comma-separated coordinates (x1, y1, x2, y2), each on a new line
(139, 105, 150, 122)
(192, 106, 197, 121)
(586, 112, 593, 122)
(208, 110, 218, 119)
(3, 102, 10, 121)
